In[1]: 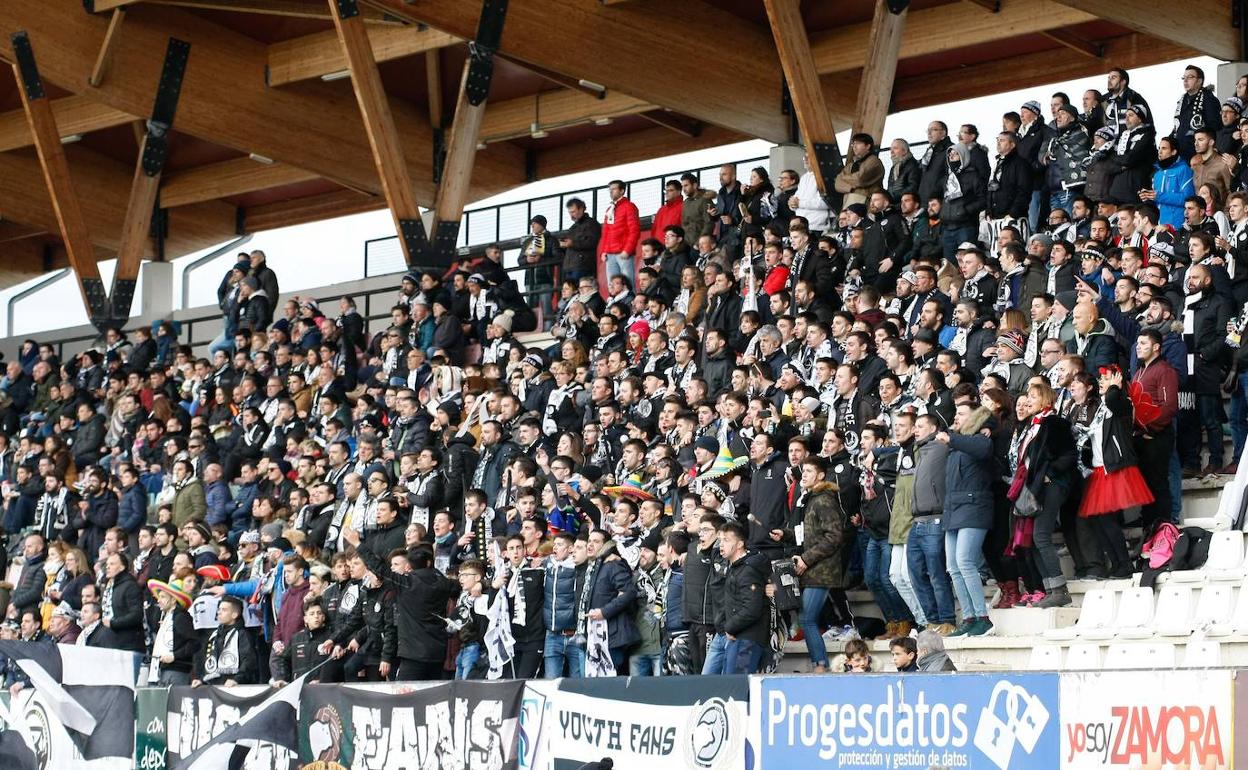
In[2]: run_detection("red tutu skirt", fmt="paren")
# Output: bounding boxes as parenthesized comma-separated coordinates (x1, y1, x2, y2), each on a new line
(1078, 465, 1154, 518)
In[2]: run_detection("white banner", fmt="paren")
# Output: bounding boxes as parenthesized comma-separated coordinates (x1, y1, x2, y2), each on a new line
(1060, 670, 1234, 769)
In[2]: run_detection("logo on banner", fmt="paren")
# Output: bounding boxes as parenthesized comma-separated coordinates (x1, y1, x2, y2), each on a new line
(306, 704, 346, 768)
(519, 691, 547, 769)
(685, 697, 738, 770)
(23, 699, 51, 769)
(972, 681, 1050, 769)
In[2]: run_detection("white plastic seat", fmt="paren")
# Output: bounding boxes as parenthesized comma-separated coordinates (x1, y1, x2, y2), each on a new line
(1183, 641, 1223, 667)
(1064, 643, 1102, 670)
(1205, 531, 1248, 581)
(1043, 588, 1116, 641)
(1027, 644, 1063, 671)
(1191, 584, 1236, 632)
(1169, 531, 1245, 583)
(1208, 581, 1248, 636)
(1088, 587, 1154, 640)
(1152, 585, 1196, 636)
(1105, 642, 1176, 669)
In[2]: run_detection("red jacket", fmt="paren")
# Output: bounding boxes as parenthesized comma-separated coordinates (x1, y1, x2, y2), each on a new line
(1131, 356, 1179, 434)
(598, 197, 640, 256)
(649, 199, 683, 243)
(762, 265, 791, 296)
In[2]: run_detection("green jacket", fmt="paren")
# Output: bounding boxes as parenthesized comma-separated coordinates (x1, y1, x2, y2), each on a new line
(890, 442, 917, 545)
(172, 479, 207, 528)
(798, 482, 846, 589)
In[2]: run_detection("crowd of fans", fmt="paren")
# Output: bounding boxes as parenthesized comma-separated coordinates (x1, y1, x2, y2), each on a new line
(0, 62, 1245, 683)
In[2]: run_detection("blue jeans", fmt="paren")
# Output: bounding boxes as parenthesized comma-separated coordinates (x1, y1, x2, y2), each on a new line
(907, 518, 956, 624)
(604, 253, 634, 283)
(799, 587, 829, 667)
(543, 631, 585, 679)
(207, 330, 234, 357)
(701, 631, 729, 674)
(1028, 189, 1043, 232)
(1232, 372, 1248, 463)
(455, 642, 480, 679)
(865, 536, 912, 623)
(629, 653, 663, 677)
(942, 224, 977, 260)
(1048, 189, 1075, 215)
(1198, 393, 1226, 468)
(721, 636, 763, 675)
(944, 528, 989, 620)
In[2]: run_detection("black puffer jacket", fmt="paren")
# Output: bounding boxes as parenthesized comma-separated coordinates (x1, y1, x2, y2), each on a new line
(682, 542, 725, 627)
(718, 550, 770, 647)
(102, 570, 145, 653)
(362, 546, 456, 662)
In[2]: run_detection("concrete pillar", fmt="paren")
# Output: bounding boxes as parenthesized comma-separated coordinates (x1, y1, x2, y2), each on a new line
(139, 261, 173, 320)
(1217, 62, 1248, 101)
(769, 143, 806, 182)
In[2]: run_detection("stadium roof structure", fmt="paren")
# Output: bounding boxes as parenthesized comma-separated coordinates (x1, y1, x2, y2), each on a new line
(0, 0, 1235, 327)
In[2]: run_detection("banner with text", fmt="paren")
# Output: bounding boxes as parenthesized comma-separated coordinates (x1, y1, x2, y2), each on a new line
(1061, 669, 1234, 769)
(544, 675, 750, 770)
(165, 684, 298, 770)
(134, 687, 169, 770)
(752, 672, 1060, 770)
(297, 680, 525, 770)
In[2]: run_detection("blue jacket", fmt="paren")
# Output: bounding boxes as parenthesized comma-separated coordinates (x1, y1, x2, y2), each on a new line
(542, 556, 578, 633)
(117, 484, 147, 534)
(228, 482, 258, 541)
(204, 479, 233, 528)
(942, 408, 996, 532)
(583, 541, 639, 650)
(224, 556, 289, 641)
(1153, 159, 1194, 231)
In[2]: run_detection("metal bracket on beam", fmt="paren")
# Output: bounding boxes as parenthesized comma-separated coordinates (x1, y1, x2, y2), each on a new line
(10, 32, 46, 102)
(82, 276, 112, 328)
(812, 141, 844, 209)
(141, 37, 190, 177)
(399, 217, 431, 267)
(430, 219, 460, 265)
(886, 0, 911, 13)
(465, 0, 509, 106)
(432, 127, 446, 185)
(334, 0, 361, 20)
(108, 279, 137, 327)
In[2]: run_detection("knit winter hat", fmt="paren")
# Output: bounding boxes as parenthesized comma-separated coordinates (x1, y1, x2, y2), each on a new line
(1021, 100, 1043, 118)
(997, 330, 1026, 357)
(1057, 103, 1080, 121)
(491, 310, 514, 333)
(1094, 127, 1117, 142)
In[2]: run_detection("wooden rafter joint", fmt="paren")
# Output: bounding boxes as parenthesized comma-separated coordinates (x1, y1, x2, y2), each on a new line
(1041, 29, 1105, 58)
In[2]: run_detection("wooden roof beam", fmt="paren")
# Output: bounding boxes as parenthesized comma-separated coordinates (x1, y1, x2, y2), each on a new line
(328, 0, 427, 266)
(363, 0, 788, 142)
(639, 110, 702, 139)
(162, 158, 318, 207)
(763, 0, 841, 195)
(1042, 29, 1104, 59)
(0, 95, 133, 152)
(265, 23, 457, 86)
(10, 31, 109, 321)
(480, 89, 651, 143)
(853, 0, 906, 144)
(1048, 0, 1238, 60)
(0, 0, 526, 208)
(100, 0, 404, 24)
(892, 33, 1195, 111)
(431, 57, 486, 253)
(810, 0, 1095, 74)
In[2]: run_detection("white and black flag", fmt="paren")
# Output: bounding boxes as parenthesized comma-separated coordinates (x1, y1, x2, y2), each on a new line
(0, 642, 139, 769)
(173, 671, 310, 770)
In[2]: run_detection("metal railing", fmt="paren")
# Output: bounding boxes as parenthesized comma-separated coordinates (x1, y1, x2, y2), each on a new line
(17, 138, 951, 358)
(363, 155, 770, 278)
